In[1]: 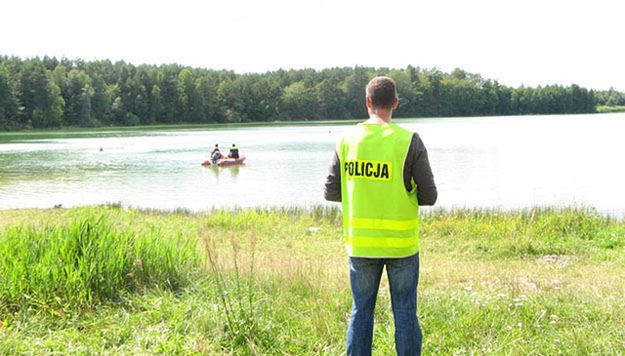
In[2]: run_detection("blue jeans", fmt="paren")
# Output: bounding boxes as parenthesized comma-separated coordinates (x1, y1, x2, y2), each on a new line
(346, 253, 422, 356)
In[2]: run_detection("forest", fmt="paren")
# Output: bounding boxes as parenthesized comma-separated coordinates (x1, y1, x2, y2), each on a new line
(1, 55, 624, 130)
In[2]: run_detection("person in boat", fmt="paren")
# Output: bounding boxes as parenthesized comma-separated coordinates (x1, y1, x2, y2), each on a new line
(210, 144, 224, 163)
(227, 144, 240, 159)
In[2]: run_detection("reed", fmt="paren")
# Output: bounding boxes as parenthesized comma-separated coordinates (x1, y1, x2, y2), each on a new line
(0, 213, 199, 314)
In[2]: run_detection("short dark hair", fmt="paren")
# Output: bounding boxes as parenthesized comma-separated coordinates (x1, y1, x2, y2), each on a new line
(366, 76, 397, 109)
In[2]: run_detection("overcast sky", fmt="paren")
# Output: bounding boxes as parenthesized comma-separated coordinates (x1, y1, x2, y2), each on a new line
(2, 0, 624, 91)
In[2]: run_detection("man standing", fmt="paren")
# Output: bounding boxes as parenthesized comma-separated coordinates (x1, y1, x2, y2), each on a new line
(324, 76, 437, 355)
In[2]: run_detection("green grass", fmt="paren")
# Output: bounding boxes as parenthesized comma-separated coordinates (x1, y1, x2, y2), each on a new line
(0, 213, 199, 314)
(596, 105, 625, 113)
(1, 206, 624, 354)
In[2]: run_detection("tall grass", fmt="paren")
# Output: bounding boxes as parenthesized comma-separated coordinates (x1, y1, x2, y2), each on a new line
(421, 207, 625, 258)
(0, 214, 199, 313)
(202, 230, 276, 350)
(0, 206, 624, 354)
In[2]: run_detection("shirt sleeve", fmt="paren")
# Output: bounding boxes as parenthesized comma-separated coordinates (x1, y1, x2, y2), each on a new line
(404, 133, 438, 206)
(324, 151, 342, 202)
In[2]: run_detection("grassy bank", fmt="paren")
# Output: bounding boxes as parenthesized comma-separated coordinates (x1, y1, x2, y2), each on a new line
(596, 105, 625, 113)
(1, 206, 624, 354)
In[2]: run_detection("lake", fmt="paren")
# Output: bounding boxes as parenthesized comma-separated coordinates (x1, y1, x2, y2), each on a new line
(1, 113, 624, 215)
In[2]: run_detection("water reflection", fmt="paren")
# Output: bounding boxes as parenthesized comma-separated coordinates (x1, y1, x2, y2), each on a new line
(228, 165, 240, 179)
(207, 165, 220, 180)
(205, 164, 241, 180)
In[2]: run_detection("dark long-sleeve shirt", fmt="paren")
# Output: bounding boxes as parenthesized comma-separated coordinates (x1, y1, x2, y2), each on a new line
(324, 133, 437, 205)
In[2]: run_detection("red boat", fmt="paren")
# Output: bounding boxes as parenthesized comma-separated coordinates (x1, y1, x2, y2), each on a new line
(201, 155, 246, 167)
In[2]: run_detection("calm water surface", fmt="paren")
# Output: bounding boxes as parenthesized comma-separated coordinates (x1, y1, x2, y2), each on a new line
(1, 114, 624, 215)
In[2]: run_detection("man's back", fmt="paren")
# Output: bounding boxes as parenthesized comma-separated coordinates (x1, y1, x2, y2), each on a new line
(337, 122, 421, 258)
(323, 76, 436, 356)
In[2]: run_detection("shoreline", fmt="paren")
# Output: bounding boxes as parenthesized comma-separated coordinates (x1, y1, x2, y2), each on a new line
(1, 112, 624, 136)
(2, 203, 624, 220)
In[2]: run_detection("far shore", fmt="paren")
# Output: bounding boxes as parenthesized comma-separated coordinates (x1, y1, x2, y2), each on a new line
(2, 111, 624, 137)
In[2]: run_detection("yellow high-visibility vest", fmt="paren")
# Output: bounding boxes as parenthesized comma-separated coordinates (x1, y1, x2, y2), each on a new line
(338, 122, 419, 258)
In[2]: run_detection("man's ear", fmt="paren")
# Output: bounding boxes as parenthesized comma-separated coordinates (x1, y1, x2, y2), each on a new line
(392, 97, 399, 109)
(365, 96, 373, 108)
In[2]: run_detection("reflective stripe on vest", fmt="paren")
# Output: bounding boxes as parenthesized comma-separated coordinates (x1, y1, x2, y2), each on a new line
(338, 122, 419, 258)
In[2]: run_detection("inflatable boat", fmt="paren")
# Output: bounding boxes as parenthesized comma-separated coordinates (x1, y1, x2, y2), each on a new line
(201, 155, 246, 167)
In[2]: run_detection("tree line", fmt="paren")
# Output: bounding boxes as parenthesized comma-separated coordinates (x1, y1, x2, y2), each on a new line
(0, 55, 622, 130)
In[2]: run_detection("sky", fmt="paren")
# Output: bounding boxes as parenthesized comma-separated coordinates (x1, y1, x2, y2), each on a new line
(2, 0, 624, 91)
